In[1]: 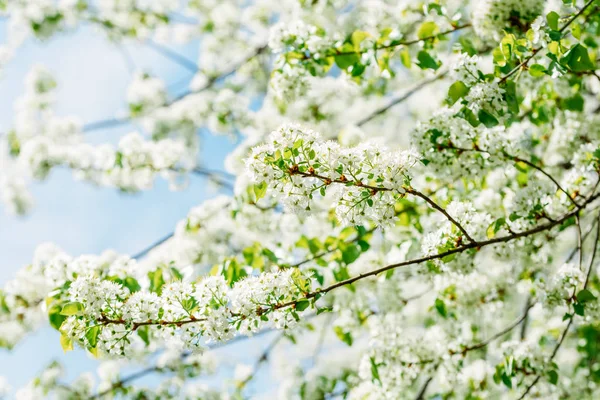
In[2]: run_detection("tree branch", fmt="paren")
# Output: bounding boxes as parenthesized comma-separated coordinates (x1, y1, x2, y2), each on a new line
(517, 210, 600, 399)
(307, 24, 471, 61)
(82, 45, 267, 133)
(145, 40, 200, 73)
(405, 187, 475, 242)
(355, 71, 448, 127)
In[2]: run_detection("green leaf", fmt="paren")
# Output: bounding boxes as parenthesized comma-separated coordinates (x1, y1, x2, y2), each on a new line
(148, 269, 166, 295)
(563, 94, 584, 111)
(459, 36, 477, 56)
(295, 299, 310, 312)
(486, 217, 506, 239)
(417, 21, 439, 39)
(547, 11, 560, 31)
(504, 81, 519, 114)
(528, 64, 547, 77)
(316, 306, 333, 315)
(253, 182, 268, 201)
(501, 372, 512, 389)
(571, 23, 582, 40)
(577, 289, 597, 303)
(60, 334, 73, 352)
(85, 326, 100, 348)
(334, 326, 353, 346)
(123, 277, 141, 292)
(447, 81, 469, 105)
(351, 31, 370, 51)
(170, 267, 184, 281)
(60, 302, 84, 316)
(478, 110, 499, 128)
(334, 53, 360, 70)
(340, 243, 361, 265)
(560, 44, 595, 72)
(370, 356, 381, 383)
(547, 369, 559, 385)
(399, 47, 411, 68)
(416, 50, 440, 70)
(435, 298, 448, 318)
(48, 304, 66, 330)
(137, 326, 150, 346)
(493, 47, 507, 67)
(291, 269, 310, 293)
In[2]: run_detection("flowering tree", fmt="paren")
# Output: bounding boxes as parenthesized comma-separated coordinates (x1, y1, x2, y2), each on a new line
(2, 0, 600, 398)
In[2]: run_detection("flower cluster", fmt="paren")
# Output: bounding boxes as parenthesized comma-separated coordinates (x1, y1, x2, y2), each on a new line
(472, 0, 546, 41)
(464, 81, 505, 116)
(246, 123, 420, 227)
(126, 71, 168, 115)
(59, 267, 311, 356)
(268, 21, 327, 55)
(20, 131, 194, 191)
(353, 315, 449, 399)
(141, 88, 252, 138)
(0, 66, 200, 211)
(96, 0, 179, 39)
(450, 53, 480, 86)
(539, 262, 585, 307)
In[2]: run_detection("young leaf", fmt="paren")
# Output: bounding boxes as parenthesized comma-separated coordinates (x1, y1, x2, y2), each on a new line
(546, 11, 560, 31)
(447, 81, 469, 105)
(577, 289, 597, 303)
(60, 302, 84, 316)
(85, 326, 100, 348)
(295, 299, 310, 312)
(560, 44, 595, 72)
(416, 51, 440, 70)
(60, 334, 73, 352)
(417, 21, 439, 39)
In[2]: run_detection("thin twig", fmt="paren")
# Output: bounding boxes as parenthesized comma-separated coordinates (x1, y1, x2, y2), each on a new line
(355, 71, 448, 127)
(82, 45, 267, 133)
(145, 40, 199, 73)
(415, 376, 434, 400)
(518, 210, 600, 399)
(313, 24, 471, 60)
(449, 145, 579, 207)
(520, 296, 532, 340)
(132, 232, 174, 260)
(239, 333, 283, 388)
(405, 187, 475, 242)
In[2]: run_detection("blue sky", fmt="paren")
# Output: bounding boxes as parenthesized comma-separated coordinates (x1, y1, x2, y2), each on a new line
(0, 23, 240, 389)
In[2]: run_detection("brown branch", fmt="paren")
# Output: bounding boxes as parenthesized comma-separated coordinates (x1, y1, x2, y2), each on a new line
(96, 316, 206, 330)
(309, 24, 471, 61)
(291, 169, 475, 242)
(462, 303, 534, 353)
(405, 187, 475, 242)
(513, 156, 580, 208)
(447, 144, 580, 207)
(273, 189, 599, 311)
(415, 375, 434, 400)
(52, 191, 600, 333)
(520, 296, 532, 340)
